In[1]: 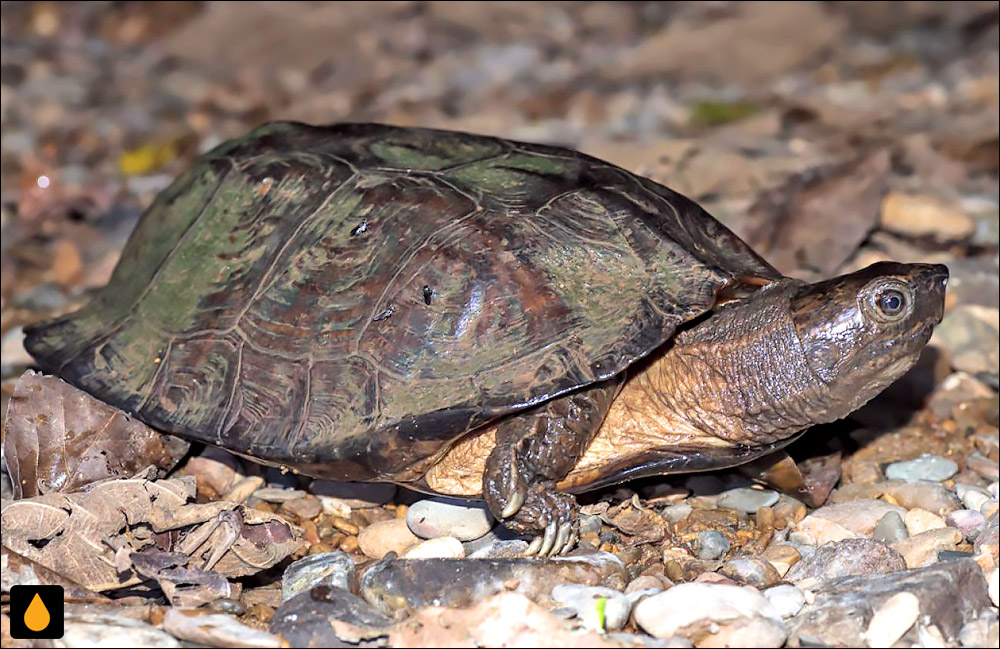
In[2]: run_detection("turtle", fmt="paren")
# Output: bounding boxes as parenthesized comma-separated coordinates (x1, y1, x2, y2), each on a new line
(24, 122, 948, 557)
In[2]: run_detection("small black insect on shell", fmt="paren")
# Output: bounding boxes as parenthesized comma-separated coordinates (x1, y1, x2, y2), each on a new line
(422, 285, 433, 305)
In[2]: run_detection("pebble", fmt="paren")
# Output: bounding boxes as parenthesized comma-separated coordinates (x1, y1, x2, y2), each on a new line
(764, 585, 805, 618)
(957, 484, 992, 513)
(873, 511, 909, 543)
(720, 558, 781, 589)
(281, 551, 356, 602)
(717, 487, 779, 514)
(406, 497, 494, 541)
(694, 529, 730, 560)
(661, 503, 693, 523)
(465, 530, 530, 559)
(904, 508, 947, 536)
(761, 544, 801, 577)
(61, 613, 180, 648)
(864, 591, 920, 648)
(785, 539, 905, 583)
(551, 584, 636, 631)
(271, 587, 393, 647)
(959, 615, 1000, 649)
(279, 496, 322, 520)
(878, 481, 962, 514)
(357, 518, 420, 559)
(633, 582, 781, 640)
(891, 528, 962, 568)
(162, 609, 282, 648)
(792, 500, 906, 545)
(362, 552, 628, 614)
(946, 509, 986, 540)
(885, 455, 959, 483)
(788, 559, 992, 647)
(880, 192, 975, 241)
(625, 575, 667, 595)
(402, 536, 465, 559)
(253, 487, 307, 503)
(990, 568, 999, 607)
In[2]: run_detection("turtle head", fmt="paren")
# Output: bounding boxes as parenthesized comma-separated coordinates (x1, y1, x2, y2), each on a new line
(791, 261, 948, 418)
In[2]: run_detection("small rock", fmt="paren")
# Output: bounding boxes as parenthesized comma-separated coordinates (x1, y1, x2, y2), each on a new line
(786, 539, 905, 583)
(402, 536, 465, 559)
(990, 568, 999, 607)
(761, 544, 801, 577)
(946, 509, 986, 540)
(271, 587, 392, 647)
(625, 576, 666, 595)
(933, 305, 1000, 381)
(720, 558, 781, 589)
(694, 530, 730, 560)
(787, 559, 993, 647)
(633, 582, 781, 640)
(885, 455, 959, 483)
(717, 487, 779, 514)
(254, 487, 307, 502)
(959, 614, 1000, 648)
(362, 552, 628, 614)
(881, 192, 975, 241)
(281, 551, 356, 602)
(357, 518, 420, 559)
(406, 497, 494, 541)
(163, 609, 282, 648)
(904, 508, 947, 536)
(61, 613, 180, 648)
(764, 585, 805, 618)
(864, 591, 920, 648)
(892, 528, 962, 568)
(551, 584, 636, 631)
(280, 496, 323, 520)
(661, 503, 693, 523)
(878, 480, 963, 514)
(975, 513, 999, 565)
(792, 500, 906, 545)
(465, 529, 531, 559)
(957, 484, 992, 512)
(873, 511, 909, 543)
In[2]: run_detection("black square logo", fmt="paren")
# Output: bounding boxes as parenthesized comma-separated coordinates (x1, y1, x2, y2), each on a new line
(9, 585, 64, 639)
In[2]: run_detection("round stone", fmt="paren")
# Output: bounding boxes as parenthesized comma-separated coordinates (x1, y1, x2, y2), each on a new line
(633, 583, 781, 641)
(406, 497, 494, 541)
(873, 511, 909, 544)
(357, 518, 419, 559)
(401, 536, 465, 559)
(695, 530, 730, 560)
(764, 585, 805, 618)
(717, 487, 780, 514)
(281, 551, 356, 602)
(885, 455, 959, 483)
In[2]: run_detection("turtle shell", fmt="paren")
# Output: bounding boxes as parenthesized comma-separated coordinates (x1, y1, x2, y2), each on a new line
(24, 122, 780, 482)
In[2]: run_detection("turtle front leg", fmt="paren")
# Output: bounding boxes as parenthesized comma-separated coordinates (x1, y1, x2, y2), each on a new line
(483, 378, 620, 557)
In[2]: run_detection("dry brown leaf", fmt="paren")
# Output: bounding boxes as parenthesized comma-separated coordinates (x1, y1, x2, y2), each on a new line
(3, 371, 190, 499)
(602, 501, 669, 545)
(130, 548, 232, 607)
(1, 546, 110, 601)
(743, 150, 891, 280)
(0, 475, 302, 591)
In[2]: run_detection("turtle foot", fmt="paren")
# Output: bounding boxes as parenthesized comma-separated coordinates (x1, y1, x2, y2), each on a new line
(494, 482, 578, 557)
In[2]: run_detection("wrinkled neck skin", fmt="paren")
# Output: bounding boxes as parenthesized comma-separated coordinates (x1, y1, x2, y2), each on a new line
(630, 279, 832, 447)
(573, 276, 918, 479)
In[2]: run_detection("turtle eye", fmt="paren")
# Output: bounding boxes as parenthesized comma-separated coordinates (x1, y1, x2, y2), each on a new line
(876, 288, 907, 319)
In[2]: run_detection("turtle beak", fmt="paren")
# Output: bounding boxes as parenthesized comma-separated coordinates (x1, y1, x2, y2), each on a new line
(912, 263, 948, 325)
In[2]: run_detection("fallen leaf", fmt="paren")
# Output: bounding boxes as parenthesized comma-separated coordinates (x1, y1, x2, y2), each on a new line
(743, 149, 891, 279)
(3, 371, 190, 499)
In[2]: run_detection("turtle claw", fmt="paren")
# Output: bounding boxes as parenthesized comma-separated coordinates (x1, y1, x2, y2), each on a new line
(525, 535, 543, 556)
(501, 486, 526, 519)
(539, 520, 559, 557)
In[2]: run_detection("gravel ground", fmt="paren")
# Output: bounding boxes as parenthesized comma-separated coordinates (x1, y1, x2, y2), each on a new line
(1, 2, 998, 647)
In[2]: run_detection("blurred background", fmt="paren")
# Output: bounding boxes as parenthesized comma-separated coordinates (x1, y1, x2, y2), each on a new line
(1, 1, 998, 409)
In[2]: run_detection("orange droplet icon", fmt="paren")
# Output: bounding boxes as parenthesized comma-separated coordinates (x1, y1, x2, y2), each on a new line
(24, 592, 51, 632)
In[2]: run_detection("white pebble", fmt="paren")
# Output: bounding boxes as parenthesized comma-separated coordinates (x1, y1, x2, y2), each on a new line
(633, 582, 779, 639)
(764, 585, 805, 618)
(864, 591, 919, 648)
(989, 568, 999, 608)
(401, 536, 465, 559)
